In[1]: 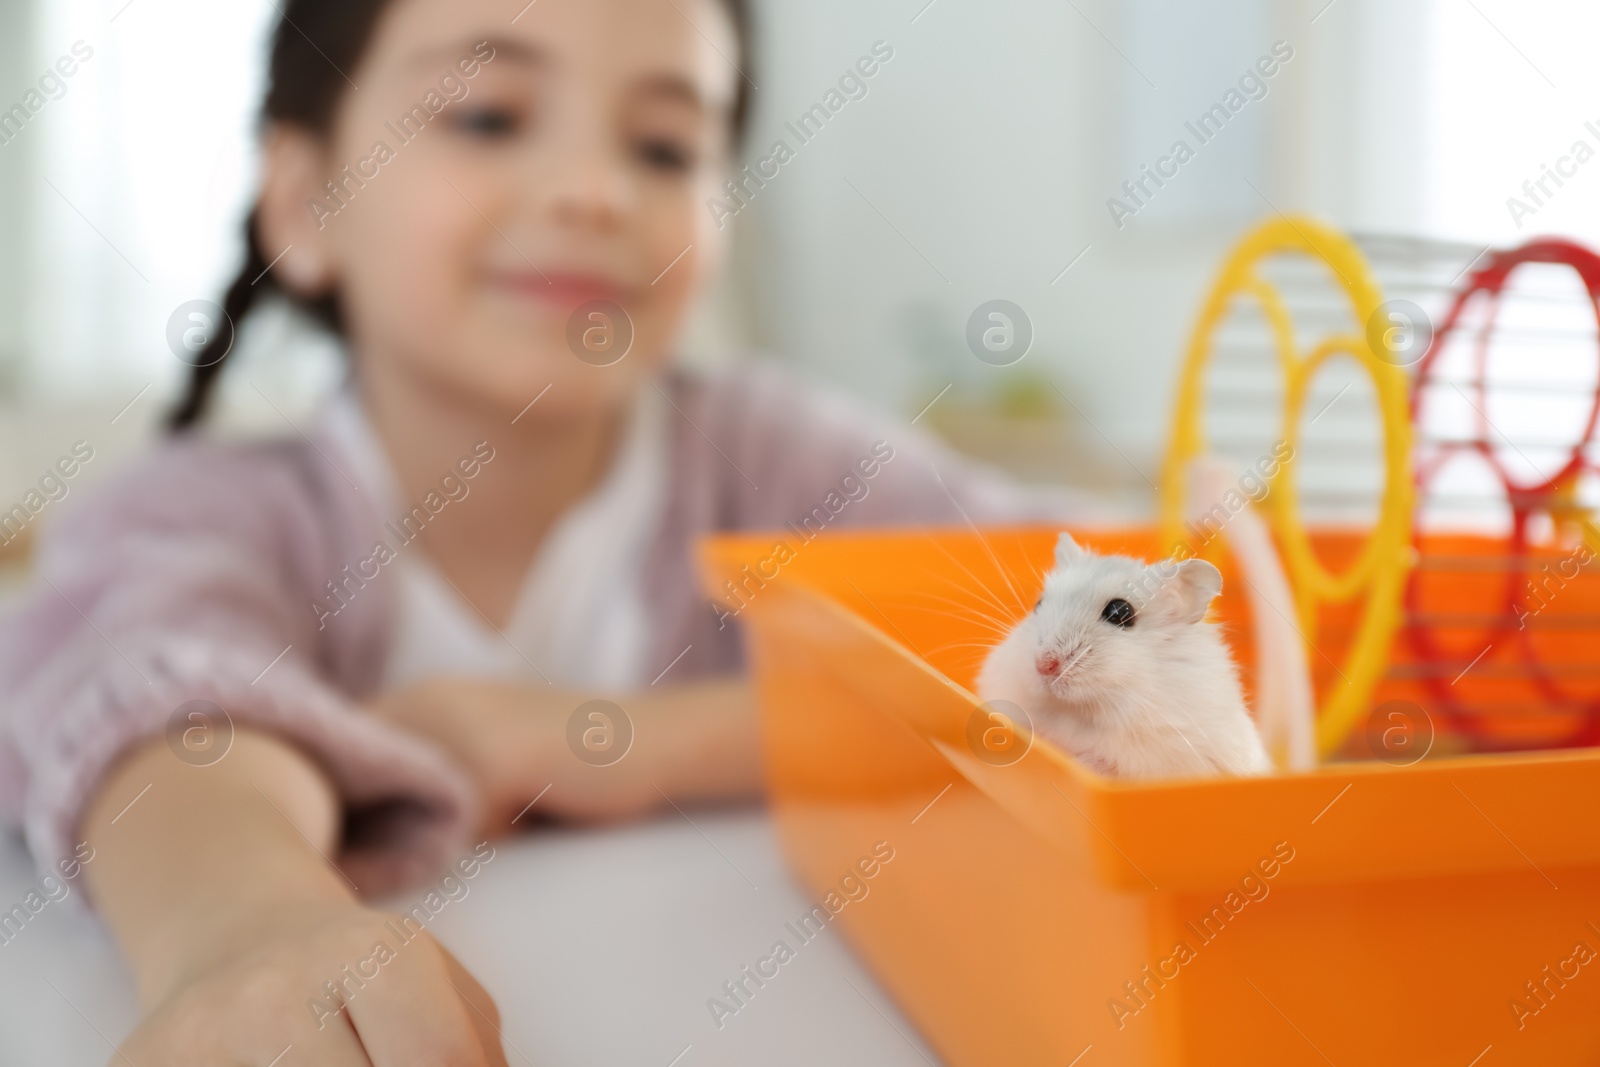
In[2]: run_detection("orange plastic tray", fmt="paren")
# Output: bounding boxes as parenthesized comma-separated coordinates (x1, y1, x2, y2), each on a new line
(699, 525, 1600, 1067)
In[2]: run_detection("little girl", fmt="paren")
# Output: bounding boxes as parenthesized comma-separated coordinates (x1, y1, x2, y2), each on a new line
(0, 0, 1080, 1062)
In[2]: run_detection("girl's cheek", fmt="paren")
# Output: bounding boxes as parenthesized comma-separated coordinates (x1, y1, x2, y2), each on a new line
(333, 169, 483, 351)
(629, 176, 716, 317)
(689, 164, 736, 260)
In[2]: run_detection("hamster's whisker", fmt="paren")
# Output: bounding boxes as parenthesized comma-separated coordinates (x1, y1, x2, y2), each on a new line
(925, 640, 1009, 656)
(923, 479, 1032, 613)
(839, 582, 1020, 636)
(1060, 643, 1093, 673)
(916, 580, 1022, 630)
(919, 552, 1019, 615)
(920, 539, 1029, 617)
(975, 537, 1032, 612)
(1170, 724, 1204, 762)
(911, 616, 1014, 642)
(915, 617, 1011, 643)
(900, 595, 1020, 635)
(902, 587, 1016, 620)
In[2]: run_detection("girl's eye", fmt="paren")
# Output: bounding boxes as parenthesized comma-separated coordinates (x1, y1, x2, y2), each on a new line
(1100, 598, 1135, 628)
(452, 107, 521, 138)
(635, 137, 694, 172)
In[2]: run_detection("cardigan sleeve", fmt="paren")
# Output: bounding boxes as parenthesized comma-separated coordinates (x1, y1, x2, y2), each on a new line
(0, 438, 476, 901)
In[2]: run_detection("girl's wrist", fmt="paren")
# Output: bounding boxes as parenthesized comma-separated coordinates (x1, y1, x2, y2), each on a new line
(148, 887, 357, 1003)
(630, 677, 763, 806)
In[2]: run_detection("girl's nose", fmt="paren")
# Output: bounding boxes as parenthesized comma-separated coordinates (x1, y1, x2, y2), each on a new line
(542, 138, 630, 232)
(1035, 652, 1061, 677)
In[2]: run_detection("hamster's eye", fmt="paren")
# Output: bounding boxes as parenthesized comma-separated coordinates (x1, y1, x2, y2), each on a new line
(1100, 598, 1135, 628)
(1033, 594, 1043, 613)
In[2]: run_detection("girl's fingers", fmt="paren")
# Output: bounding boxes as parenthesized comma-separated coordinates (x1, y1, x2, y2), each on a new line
(344, 936, 499, 1067)
(438, 945, 512, 1067)
(320, 1016, 385, 1067)
(117, 1007, 374, 1067)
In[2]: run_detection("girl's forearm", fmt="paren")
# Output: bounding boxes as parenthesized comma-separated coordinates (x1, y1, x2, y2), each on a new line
(81, 728, 355, 1005)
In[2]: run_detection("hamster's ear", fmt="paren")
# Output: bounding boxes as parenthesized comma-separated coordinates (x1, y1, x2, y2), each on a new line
(1154, 558, 1223, 624)
(1054, 532, 1086, 568)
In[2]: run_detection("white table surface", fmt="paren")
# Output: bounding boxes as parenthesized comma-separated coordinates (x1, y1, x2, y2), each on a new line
(0, 807, 942, 1067)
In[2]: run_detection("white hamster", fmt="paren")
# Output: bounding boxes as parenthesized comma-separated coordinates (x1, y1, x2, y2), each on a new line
(976, 532, 1272, 779)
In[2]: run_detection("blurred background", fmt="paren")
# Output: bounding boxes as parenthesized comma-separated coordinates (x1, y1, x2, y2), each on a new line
(2, 0, 1599, 563)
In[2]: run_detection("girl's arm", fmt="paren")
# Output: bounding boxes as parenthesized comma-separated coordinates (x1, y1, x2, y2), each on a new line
(83, 728, 508, 1067)
(370, 675, 763, 837)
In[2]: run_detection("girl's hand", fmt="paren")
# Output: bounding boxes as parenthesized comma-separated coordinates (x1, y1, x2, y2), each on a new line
(371, 678, 661, 831)
(368, 676, 762, 838)
(116, 900, 509, 1067)
(81, 730, 510, 1067)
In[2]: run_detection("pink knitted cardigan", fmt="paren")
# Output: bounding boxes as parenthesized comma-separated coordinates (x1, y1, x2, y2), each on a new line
(0, 364, 1088, 897)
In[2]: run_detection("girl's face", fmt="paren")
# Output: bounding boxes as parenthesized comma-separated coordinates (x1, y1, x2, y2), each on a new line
(265, 0, 741, 421)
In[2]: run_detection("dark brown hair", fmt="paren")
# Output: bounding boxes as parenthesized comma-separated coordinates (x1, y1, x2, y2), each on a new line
(168, 0, 754, 430)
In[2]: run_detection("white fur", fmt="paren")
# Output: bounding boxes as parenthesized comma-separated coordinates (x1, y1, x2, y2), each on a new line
(976, 533, 1272, 779)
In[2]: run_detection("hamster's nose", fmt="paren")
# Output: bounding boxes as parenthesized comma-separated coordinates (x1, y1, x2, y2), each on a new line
(1035, 652, 1061, 677)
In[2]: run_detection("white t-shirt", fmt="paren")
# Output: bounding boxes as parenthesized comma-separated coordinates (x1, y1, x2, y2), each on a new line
(320, 385, 668, 692)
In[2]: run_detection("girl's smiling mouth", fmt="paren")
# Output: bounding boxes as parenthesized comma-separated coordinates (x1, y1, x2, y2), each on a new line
(491, 270, 631, 310)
